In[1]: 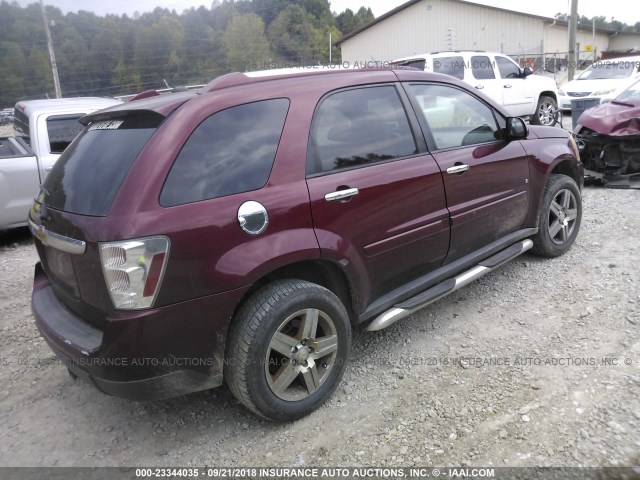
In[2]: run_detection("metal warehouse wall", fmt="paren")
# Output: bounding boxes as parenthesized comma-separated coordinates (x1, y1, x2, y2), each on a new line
(609, 33, 640, 52)
(340, 0, 545, 63)
(339, 0, 640, 64)
(544, 24, 609, 59)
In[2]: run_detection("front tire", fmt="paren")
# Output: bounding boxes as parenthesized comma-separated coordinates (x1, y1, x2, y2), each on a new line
(531, 95, 559, 127)
(225, 279, 351, 421)
(531, 174, 582, 257)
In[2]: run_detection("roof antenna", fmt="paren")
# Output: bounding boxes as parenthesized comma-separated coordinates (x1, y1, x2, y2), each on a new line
(472, 25, 486, 48)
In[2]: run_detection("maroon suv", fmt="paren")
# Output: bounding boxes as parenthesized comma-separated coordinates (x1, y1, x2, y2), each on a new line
(29, 68, 583, 421)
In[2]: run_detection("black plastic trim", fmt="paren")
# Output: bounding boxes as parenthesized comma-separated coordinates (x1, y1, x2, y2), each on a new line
(396, 278, 456, 310)
(479, 241, 527, 268)
(358, 227, 537, 322)
(33, 283, 103, 353)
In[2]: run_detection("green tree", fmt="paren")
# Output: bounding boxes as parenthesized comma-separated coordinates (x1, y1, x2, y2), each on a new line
(223, 13, 270, 71)
(25, 47, 54, 99)
(268, 5, 319, 64)
(336, 6, 374, 35)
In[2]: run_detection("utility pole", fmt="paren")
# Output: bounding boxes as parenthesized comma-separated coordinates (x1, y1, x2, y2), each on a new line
(568, 0, 578, 81)
(40, 0, 62, 98)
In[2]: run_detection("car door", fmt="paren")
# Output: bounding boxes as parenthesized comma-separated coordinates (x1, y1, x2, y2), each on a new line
(405, 82, 530, 263)
(494, 55, 534, 116)
(0, 147, 39, 228)
(467, 55, 503, 106)
(305, 84, 450, 310)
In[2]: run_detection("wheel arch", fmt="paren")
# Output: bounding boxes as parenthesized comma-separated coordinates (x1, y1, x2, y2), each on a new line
(525, 154, 582, 230)
(539, 90, 558, 102)
(550, 157, 581, 186)
(233, 259, 358, 326)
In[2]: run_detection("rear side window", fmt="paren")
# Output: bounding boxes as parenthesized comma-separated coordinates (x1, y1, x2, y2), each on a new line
(433, 56, 464, 80)
(43, 115, 161, 216)
(46, 115, 84, 153)
(160, 99, 289, 207)
(307, 86, 417, 175)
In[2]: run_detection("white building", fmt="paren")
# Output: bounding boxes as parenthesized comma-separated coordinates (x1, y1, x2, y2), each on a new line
(336, 0, 640, 66)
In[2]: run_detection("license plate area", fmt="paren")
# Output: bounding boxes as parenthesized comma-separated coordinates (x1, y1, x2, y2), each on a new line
(42, 246, 80, 297)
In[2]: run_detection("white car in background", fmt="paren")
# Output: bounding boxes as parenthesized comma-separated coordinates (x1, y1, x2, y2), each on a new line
(393, 50, 560, 126)
(558, 56, 640, 110)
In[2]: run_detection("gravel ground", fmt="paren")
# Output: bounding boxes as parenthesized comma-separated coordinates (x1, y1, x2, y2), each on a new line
(0, 187, 638, 469)
(1, 120, 639, 469)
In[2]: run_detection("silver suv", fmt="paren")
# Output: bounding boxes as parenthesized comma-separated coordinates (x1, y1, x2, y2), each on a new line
(394, 51, 560, 126)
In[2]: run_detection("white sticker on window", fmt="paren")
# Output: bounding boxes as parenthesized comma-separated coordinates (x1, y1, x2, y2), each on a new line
(89, 120, 124, 131)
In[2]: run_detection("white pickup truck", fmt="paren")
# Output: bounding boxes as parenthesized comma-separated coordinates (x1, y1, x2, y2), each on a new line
(394, 51, 560, 126)
(0, 97, 121, 230)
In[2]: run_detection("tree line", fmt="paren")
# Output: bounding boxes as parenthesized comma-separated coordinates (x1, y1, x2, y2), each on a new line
(554, 12, 640, 33)
(0, 0, 375, 106)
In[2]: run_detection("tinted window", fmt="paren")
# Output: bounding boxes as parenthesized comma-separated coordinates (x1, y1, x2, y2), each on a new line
(409, 84, 501, 150)
(471, 56, 496, 80)
(496, 56, 521, 79)
(433, 56, 464, 80)
(396, 59, 426, 71)
(44, 115, 160, 216)
(46, 115, 85, 153)
(308, 86, 416, 175)
(160, 99, 289, 207)
(14, 110, 30, 147)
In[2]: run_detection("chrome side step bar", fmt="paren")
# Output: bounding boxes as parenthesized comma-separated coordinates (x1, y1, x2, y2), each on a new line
(367, 239, 533, 331)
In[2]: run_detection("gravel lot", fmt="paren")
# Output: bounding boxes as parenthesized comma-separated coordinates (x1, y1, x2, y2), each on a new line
(0, 121, 639, 469)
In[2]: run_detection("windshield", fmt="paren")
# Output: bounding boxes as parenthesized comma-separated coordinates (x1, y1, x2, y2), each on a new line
(615, 78, 640, 102)
(577, 61, 636, 80)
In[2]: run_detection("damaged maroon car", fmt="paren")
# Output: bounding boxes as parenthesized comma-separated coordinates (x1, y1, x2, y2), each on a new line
(574, 78, 640, 188)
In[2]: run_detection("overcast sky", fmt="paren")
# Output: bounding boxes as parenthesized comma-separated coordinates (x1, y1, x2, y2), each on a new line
(15, 0, 640, 25)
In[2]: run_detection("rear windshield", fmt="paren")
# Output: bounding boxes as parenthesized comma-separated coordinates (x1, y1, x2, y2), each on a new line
(395, 59, 426, 71)
(46, 114, 85, 153)
(43, 115, 160, 216)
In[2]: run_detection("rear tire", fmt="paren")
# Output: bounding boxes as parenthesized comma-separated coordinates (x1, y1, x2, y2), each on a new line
(225, 279, 350, 422)
(531, 174, 582, 257)
(531, 95, 559, 127)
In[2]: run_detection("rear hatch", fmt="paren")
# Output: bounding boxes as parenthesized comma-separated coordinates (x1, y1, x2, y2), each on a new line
(30, 111, 166, 325)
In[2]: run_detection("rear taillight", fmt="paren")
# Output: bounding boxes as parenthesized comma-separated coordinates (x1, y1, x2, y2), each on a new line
(99, 236, 170, 310)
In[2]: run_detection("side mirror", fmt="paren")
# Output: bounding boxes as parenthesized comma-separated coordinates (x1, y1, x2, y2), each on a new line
(521, 67, 533, 78)
(505, 117, 528, 140)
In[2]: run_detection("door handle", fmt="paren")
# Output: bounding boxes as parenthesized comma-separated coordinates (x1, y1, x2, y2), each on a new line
(474, 85, 484, 89)
(447, 164, 470, 175)
(503, 84, 513, 88)
(325, 187, 359, 202)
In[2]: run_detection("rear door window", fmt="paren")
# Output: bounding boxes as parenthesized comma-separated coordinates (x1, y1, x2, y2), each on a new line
(307, 85, 417, 175)
(43, 115, 161, 216)
(160, 99, 289, 207)
(471, 56, 496, 80)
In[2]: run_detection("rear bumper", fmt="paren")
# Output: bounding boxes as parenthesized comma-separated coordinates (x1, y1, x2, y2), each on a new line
(32, 263, 248, 401)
